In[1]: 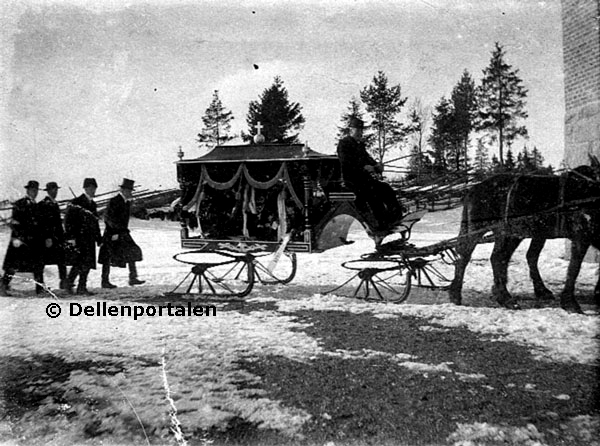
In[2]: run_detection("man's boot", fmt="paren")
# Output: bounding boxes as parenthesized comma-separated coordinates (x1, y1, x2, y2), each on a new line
(59, 264, 69, 290)
(76, 270, 93, 295)
(66, 267, 79, 293)
(128, 262, 145, 286)
(0, 279, 9, 296)
(101, 264, 116, 289)
(34, 268, 45, 295)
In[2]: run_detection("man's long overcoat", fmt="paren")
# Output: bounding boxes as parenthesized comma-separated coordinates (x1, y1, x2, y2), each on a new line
(37, 196, 65, 265)
(98, 194, 142, 267)
(64, 194, 101, 269)
(2, 196, 43, 272)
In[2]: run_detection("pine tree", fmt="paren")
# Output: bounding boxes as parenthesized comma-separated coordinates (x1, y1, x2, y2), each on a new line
(337, 97, 362, 139)
(531, 146, 544, 170)
(505, 148, 516, 171)
(473, 137, 490, 174)
(336, 97, 375, 150)
(519, 145, 532, 172)
(407, 144, 433, 182)
(451, 70, 478, 170)
(197, 90, 236, 149)
(405, 98, 431, 181)
(244, 76, 305, 144)
(429, 97, 456, 173)
(360, 71, 408, 163)
(477, 42, 529, 165)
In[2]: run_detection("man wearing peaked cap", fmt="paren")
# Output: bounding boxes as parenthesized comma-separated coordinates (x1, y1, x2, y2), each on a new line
(38, 182, 68, 291)
(98, 178, 144, 288)
(0, 180, 45, 295)
(64, 178, 101, 295)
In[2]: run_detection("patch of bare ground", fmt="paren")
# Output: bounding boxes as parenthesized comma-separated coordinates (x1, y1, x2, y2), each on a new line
(232, 309, 599, 446)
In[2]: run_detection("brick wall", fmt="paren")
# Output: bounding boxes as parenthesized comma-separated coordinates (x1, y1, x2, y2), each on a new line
(562, 0, 600, 261)
(562, 0, 600, 167)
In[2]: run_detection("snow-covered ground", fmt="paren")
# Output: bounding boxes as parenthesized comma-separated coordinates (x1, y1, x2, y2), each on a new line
(0, 207, 598, 445)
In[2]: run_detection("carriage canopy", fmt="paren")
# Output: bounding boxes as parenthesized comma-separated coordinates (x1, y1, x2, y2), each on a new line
(176, 143, 357, 252)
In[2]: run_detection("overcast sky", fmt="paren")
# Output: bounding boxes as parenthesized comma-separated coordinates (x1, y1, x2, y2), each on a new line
(0, 0, 564, 199)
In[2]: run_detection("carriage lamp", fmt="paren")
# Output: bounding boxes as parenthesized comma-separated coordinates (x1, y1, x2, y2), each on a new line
(177, 146, 184, 160)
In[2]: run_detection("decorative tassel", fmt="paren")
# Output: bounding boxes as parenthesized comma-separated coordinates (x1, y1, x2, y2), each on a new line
(277, 189, 287, 241)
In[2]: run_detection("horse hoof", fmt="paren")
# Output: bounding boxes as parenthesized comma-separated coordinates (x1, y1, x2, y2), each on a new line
(498, 299, 521, 310)
(448, 289, 462, 305)
(448, 294, 462, 305)
(535, 289, 555, 301)
(561, 303, 583, 314)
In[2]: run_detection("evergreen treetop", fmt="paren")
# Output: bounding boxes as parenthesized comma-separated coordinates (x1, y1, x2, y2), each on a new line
(244, 76, 305, 144)
(477, 42, 529, 165)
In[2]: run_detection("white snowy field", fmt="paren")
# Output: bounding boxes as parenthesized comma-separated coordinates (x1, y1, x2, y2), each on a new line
(0, 207, 598, 445)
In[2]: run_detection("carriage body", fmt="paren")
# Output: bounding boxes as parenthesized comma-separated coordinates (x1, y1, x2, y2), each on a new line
(176, 142, 367, 254)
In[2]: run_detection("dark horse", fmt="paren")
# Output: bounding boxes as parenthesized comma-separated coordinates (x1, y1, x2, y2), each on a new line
(449, 158, 600, 313)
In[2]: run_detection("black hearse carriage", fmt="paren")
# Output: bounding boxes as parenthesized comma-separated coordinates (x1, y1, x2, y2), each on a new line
(171, 141, 456, 301)
(172, 142, 374, 297)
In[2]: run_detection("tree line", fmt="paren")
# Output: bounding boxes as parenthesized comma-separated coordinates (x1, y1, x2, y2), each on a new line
(195, 42, 553, 181)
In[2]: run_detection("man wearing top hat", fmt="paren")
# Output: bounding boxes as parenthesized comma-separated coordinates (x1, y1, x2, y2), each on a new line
(98, 178, 144, 288)
(64, 178, 102, 295)
(337, 117, 404, 239)
(0, 180, 45, 295)
(37, 181, 68, 291)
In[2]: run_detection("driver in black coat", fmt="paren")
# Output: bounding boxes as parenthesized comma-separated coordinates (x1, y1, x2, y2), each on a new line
(337, 117, 403, 236)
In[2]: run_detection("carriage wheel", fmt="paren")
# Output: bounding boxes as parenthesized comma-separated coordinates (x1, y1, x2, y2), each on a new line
(169, 251, 255, 298)
(328, 259, 412, 303)
(253, 251, 297, 285)
(409, 257, 453, 289)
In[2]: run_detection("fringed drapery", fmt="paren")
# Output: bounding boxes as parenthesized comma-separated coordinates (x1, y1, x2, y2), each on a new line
(183, 162, 307, 240)
(184, 162, 304, 217)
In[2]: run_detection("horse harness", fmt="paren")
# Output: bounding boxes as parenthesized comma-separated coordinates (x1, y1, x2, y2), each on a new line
(502, 171, 600, 237)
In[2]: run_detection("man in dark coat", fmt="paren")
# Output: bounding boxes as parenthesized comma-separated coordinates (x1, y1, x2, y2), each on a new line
(37, 182, 68, 291)
(1, 180, 45, 295)
(98, 178, 144, 288)
(337, 117, 403, 233)
(64, 178, 102, 295)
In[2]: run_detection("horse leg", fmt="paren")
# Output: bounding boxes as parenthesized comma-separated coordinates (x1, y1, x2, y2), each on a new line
(491, 235, 523, 309)
(560, 239, 589, 314)
(448, 220, 483, 305)
(448, 237, 479, 305)
(526, 237, 554, 301)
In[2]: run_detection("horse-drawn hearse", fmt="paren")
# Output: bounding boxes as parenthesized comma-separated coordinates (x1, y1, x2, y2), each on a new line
(171, 140, 459, 301)
(171, 138, 600, 314)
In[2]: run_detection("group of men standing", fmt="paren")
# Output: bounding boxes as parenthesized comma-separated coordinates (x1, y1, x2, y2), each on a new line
(0, 178, 144, 296)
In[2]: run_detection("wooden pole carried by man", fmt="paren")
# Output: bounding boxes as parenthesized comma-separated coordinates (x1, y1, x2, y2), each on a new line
(64, 178, 102, 295)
